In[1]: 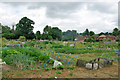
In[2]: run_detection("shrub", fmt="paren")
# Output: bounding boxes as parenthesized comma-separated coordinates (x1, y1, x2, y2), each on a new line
(57, 65, 65, 70)
(45, 68, 50, 71)
(52, 67, 57, 70)
(3, 53, 35, 70)
(44, 41, 49, 44)
(69, 72, 73, 76)
(68, 65, 75, 70)
(56, 71, 62, 74)
(49, 60, 54, 64)
(18, 36, 26, 42)
(51, 44, 64, 48)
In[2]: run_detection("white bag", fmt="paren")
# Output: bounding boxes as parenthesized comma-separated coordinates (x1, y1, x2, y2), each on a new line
(53, 60, 62, 67)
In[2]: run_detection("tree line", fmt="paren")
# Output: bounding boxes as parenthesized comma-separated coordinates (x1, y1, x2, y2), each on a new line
(1, 17, 120, 41)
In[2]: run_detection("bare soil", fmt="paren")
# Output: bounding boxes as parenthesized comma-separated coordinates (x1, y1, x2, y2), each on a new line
(2, 62, 118, 78)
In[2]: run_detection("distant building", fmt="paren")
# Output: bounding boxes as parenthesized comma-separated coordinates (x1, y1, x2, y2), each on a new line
(98, 35, 106, 39)
(106, 35, 116, 40)
(75, 34, 117, 42)
(117, 35, 120, 39)
(75, 35, 85, 42)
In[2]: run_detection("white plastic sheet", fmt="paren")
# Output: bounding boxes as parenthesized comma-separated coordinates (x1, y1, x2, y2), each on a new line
(85, 63, 98, 70)
(53, 60, 62, 67)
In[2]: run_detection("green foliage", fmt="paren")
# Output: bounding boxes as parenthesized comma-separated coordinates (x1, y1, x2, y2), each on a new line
(2, 49, 20, 58)
(36, 31, 41, 40)
(2, 33, 15, 39)
(45, 68, 50, 71)
(57, 65, 65, 70)
(56, 71, 62, 74)
(69, 72, 73, 76)
(44, 41, 49, 44)
(2, 48, 49, 63)
(51, 27, 62, 40)
(18, 36, 26, 42)
(43, 25, 62, 40)
(52, 67, 57, 70)
(54, 47, 110, 54)
(2, 25, 12, 33)
(51, 44, 64, 48)
(82, 29, 89, 36)
(15, 17, 35, 39)
(112, 28, 120, 36)
(49, 60, 54, 64)
(3, 53, 35, 70)
(68, 65, 75, 70)
(62, 30, 77, 41)
(116, 39, 120, 42)
(89, 31, 95, 36)
(84, 36, 96, 42)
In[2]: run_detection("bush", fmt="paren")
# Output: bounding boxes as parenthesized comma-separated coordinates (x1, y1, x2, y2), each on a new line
(68, 65, 75, 70)
(57, 65, 65, 70)
(3, 53, 35, 70)
(2, 48, 49, 64)
(56, 71, 62, 74)
(44, 41, 49, 44)
(45, 68, 50, 71)
(52, 67, 57, 70)
(69, 72, 73, 76)
(18, 36, 26, 42)
(51, 44, 64, 48)
(49, 60, 54, 64)
(116, 39, 120, 42)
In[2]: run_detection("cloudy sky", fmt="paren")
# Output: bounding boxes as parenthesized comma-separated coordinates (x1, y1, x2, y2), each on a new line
(0, 2, 118, 34)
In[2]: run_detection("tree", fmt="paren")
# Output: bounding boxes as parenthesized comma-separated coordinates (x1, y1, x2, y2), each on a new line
(89, 31, 95, 36)
(2, 25, 12, 33)
(82, 29, 89, 36)
(105, 32, 109, 35)
(43, 25, 52, 40)
(2, 25, 15, 39)
(112, 28, 119, 36)
(51, 27, 62, 40)
(98, 32, 104, 36)
(36, 31, 41, 40)
(62, 30, 77, 41)
(18, 36, 26, 42)
(15, 17, 35, 39)
(43, 25, 62, 40)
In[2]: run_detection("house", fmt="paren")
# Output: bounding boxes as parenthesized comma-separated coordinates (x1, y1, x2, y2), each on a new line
(98, 35, 106, 39)
(92, 35, 99, 39)
(117, 35, 120, 39)
(106, 35, 116, 40)
(75, 35, 85, 42)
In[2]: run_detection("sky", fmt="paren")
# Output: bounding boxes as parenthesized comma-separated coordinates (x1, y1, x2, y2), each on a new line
(0, 1, 119, 34)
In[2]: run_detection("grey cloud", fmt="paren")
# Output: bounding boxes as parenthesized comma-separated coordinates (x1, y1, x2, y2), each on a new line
(28, 2, 84, 19)
(2, 2, 117, 19)
(87, 2, 117, 14)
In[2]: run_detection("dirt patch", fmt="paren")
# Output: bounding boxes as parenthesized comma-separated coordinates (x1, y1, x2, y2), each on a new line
(2, 64, 14, 71)
(2, 62, 118, 78)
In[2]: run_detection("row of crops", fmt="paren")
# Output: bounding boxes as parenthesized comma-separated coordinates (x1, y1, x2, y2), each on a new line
(1, 39, 119, 70)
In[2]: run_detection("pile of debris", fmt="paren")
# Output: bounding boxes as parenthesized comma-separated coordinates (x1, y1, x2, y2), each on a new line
(76, 57, 113, 70)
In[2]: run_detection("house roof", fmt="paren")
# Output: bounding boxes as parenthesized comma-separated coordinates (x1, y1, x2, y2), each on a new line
(99, 35, 106, 38)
